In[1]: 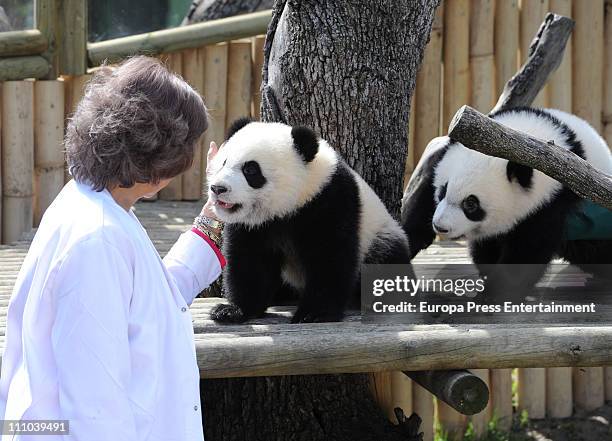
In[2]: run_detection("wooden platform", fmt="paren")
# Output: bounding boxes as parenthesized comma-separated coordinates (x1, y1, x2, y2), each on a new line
(0, 200, 611, 378)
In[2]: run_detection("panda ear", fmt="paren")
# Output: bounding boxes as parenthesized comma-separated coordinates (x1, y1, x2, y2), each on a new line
(291, 126, 319, 162)
(506, 161, 533, 189)
(226, 117, 253, 141)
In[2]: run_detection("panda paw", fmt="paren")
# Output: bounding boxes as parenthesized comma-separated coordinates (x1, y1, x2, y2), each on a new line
(210, 303, 247, 323)
(291, 308, 343, 324)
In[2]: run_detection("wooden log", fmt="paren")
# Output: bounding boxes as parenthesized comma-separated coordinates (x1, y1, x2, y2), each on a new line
(0, 56, 50, 81)
(403, 94, 416, 188)
(88, 11, 272, 66)
(604, 0, 612, 146)
(469, 0, 496, 112)
(492, 13, 574, 113)
(251, 35, 265, 119)
(469, 369, 491, 437)
(226, 40, 252, 126)
(436, 401, 467, 441)
(201, 43, 228, 186)
(546, 366, 573, 418)
(181, 48, 205, 201)
(60, 0, 87, 75)
(2, 82, 34, 244)
(412, 381, 434, 441)
(489, 369, 512, 431)
(35, 0, 59, 78)
(494, 0, 519, 95)
(548, 0, 573, 111)
(406, 370, 488, 416)
(606, 366, 612, 401)
(369, 372, 396, 422)
(573, 0, 604, 133)
(0, 30, 47, 57)
(448, 105, 612, 209)
(414, 3, 443, 165)
(443, 0, 470, 129)
(63, 74, 91, 183)
(573, 366, 605, 411)
(518, 367, 546, 419)
(159, 52, 184, 201)
(34, 80, 65, 226)
(520, 0, 550, 107)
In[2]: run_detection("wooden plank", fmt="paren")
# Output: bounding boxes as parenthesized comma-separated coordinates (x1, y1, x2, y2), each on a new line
(546, 366, 572, 418)
(88, 11, 272, 66)
(2, 81, 34, 244)
(494, 0, 519, 95)
(63, 74, 91, 183)
(60, 0, 87, 75)
(159, 52, 184, 201)
(518, 367, 545, 419)
(520, 0, 549, 107)
(35, 0, 59, 78)
(469, 369, 491, 437)
(181, 48, 205, 201)
(226, 40, 252, 126)
(443, 0, 470, 129)
(414, 4, 443, 164)
(573, 366, 605, 411)
(0, 56, 50, 81)
(251, 36, 266, 119)
(469, 0, 496, 112)
(201, 43, 228, 187)
(0, 30, 47, 57)
(604, 0, 612, 147)
(548, 0, 573, 111)
(412, 381, 434, 441)
(489, 369, 512, 430)
(34, 80, 65, 226)
(369, 371, 396, 422)
(437, 400, 467, 441)
(573, 0, 604, 132)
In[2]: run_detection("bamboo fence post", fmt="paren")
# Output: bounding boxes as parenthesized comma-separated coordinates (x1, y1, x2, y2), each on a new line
(604, 0, 612, 147)
(606, 365, 612, 402)
(251, 36, 265, 119)
(226, 40, 252, 128)
(34, 80, 65, 226)
(63, 74, 91, 183)
(390, 371, 412, 420)
(572, 0, 605, 411)
(469, 0, 496, 112)
(412, 381, 434, 441)
(489, 369, 512, 431)
(414, 3, 443, 166)
(494, 0, 519, 96)
(548, 0, 573, 111)
(201, 43, 229, 188)
(2, 81, 34, 244)
(436, 400, 467, 441)
(35, 0, 59, 79)
(182, 48, 206, 200)
(369, 372, 396, 422)
(520, 0, 550, 107)
(572, 0, 604, 133)
(60, 0, 87, 75)
(443, 0, 470, 129)
(518, 367, 545, 419)
(469, 369, 491, 438)
(159, 52, 184, 201)
(546, 367, 573, 418)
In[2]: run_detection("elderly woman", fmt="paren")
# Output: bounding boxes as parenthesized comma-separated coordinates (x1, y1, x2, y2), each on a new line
(0, 56, 223, 440)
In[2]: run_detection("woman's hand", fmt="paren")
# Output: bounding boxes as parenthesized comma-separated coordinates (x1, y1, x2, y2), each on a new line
(200, 141, 221, 221)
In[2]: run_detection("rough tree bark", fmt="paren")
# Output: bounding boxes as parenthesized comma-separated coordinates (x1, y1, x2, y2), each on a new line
(183, 0, 274, 25)
(200, 1, 439, 440)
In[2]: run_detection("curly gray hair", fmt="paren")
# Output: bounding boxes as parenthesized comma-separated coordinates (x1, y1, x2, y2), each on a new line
(65, 56, 208, 191)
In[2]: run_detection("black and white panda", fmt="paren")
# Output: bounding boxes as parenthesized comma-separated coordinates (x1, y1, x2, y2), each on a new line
(208, 118, 412, 323)
(402, 107, 612, 293)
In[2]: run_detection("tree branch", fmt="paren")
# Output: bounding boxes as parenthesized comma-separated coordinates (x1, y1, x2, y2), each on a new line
(492, 13, 574, 112)
(449, 105, 612, 210)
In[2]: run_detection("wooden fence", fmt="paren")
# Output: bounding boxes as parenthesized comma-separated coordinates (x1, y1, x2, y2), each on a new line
(0, 1, 611, 440)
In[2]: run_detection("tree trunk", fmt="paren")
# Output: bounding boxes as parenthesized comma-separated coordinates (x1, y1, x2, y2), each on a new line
(183, 0, 274, 25)
(200, 1, 438, 440)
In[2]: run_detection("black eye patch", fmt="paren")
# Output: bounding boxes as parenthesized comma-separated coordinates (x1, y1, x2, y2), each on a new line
(242, 161, 266, 188)
(461, 195, 486, 221)
(437, 183, 447, 201)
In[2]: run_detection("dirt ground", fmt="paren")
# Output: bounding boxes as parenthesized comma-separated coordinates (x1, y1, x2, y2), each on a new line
(511, 402, 612, 441)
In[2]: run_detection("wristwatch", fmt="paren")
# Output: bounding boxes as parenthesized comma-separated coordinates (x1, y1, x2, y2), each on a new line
(194, 215, 223, 230)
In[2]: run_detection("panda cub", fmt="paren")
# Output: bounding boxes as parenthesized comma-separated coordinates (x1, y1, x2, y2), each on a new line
(208, 118, 412, 323)
(414, 107, 612, 292)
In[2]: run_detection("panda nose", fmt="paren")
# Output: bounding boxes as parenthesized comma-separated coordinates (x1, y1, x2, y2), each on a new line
(211, 185, 228, 195)
(433, 223, 449, 234)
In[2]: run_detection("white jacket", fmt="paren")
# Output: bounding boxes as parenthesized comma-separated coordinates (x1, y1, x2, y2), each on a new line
(0, 180, 224, 440)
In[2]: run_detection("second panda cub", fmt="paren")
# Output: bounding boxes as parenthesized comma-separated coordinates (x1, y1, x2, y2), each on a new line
(208, 118, 411, 323)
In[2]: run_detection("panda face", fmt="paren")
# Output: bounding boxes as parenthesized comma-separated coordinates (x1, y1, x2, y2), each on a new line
(431, 140, 556, 241)
(207, 121, 338, 226)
